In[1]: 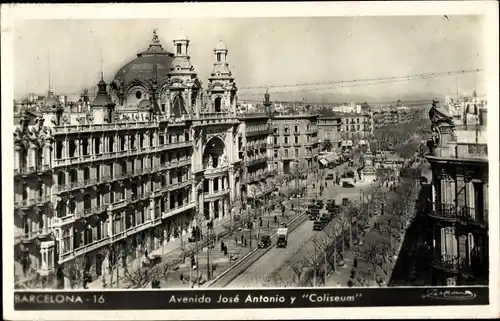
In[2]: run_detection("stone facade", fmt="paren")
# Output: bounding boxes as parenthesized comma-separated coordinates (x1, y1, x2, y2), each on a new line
(425, 98, 489, 286)
(12, 32, 281, 288)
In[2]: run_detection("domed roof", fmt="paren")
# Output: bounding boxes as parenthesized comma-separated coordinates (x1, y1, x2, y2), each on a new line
(43, 91, 61, 109)
(215, 40, 227, 51)
(113, 36, 174, 89)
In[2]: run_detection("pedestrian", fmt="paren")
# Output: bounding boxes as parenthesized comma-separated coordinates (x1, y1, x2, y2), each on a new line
(267, 221, 270, 228)
(244, 238, 247, 247)
(291, 204, 294, 211)
(235, 235, 238, 244)
(241, 234, 244, 244)
(220, 241, 224, 252)
(274, 215, 277, 223)
(180, 273, 185, 284)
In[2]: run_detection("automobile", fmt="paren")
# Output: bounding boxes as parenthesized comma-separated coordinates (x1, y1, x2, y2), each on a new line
(325, 174, 334, 180)
(258, 235, 272, 248)
(342, 181, 355, 188)
(342, 197, 350, 206)
(313, 219, 325, 231)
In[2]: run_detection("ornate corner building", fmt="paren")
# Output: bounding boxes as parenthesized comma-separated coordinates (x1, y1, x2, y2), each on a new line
(12, 31, 308, 288)
(425, 95, 489, 286)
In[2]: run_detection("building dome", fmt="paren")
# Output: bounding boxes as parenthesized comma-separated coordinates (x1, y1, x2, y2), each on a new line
(112, 37, 174, 90)
(43, 91, 61, 109)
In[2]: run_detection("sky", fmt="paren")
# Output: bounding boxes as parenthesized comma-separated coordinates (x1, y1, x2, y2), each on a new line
(14, 15, 487, 103)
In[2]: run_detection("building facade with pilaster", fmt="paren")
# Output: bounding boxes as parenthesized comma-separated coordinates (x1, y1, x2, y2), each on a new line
(13, 31, 275, 288)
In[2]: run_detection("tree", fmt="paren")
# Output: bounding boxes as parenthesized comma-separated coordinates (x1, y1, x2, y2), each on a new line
(122, 263, 160, 289)
(320, 139, 333, 152)
(155, 258, 183, 286)
(356, 230, 391, 286)
(62, 255, 88, 289)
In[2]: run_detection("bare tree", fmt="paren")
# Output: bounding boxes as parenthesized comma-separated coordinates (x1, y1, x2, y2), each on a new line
(356, 230, 391, 286)
(154, 258, 183, 286)
(62, 255, 87, 289)
(122, 264, 159, 289)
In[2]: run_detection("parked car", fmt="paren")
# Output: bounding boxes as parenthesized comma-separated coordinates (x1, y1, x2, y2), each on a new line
(342, 181, 355, 188)
(325, 174, 334, 180)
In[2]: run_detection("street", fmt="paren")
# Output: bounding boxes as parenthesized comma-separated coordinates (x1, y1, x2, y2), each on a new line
(225, 162, 376, 287)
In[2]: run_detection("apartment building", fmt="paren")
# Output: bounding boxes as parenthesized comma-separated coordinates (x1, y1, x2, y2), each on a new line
(271, 114, 320, 174)
(318, 115, 342, 149)
(425, 97, 488, 286)
(13, 31, 275, 288)
(339, 112, 374, 141)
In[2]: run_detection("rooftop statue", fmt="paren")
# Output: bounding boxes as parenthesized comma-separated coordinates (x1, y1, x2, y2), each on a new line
(152, 29, 160, 45)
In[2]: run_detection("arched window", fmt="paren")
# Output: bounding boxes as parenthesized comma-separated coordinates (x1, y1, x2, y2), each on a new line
(217, 53, 221, 62)
(214, 97, 222, 112)
(176, 44, 182, 55)
(135, 91, 142, 100)
(172, 95, 186, 117)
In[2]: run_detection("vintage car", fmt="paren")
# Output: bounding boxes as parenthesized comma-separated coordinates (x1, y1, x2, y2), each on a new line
(258, 235, 272, 248)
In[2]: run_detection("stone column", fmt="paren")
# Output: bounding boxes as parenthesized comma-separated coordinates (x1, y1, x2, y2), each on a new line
(229, 169, 236, 202)
(209, 201, 214, 220)
(209, 179, 214, 194)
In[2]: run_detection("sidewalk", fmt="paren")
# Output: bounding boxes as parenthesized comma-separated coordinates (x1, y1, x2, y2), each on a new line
(88, 201, 305, 289)
(87, 214, 235, 289)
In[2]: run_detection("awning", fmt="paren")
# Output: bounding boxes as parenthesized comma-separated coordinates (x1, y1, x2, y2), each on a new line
(319, 158, 328, 166)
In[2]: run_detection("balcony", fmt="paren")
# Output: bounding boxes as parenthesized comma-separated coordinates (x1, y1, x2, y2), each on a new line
(204, 188, 230, 200)
(60, 237, 111, 263)
(53, 215, 76, 227)
(429, 202, 488, 227)
(429, 255, 474, 275)
(162, 201, 196, 219)
(456, 143, 488, 161)
(108, 199, 128, 212)
(15, 198, 36, 210)
(246, 129, 272, 137)
(247, 156, 268, 167)
(167, 179, 192, 192)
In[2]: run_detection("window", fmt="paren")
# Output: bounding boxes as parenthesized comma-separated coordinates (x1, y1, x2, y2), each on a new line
(284, 137, 288, 144)
(69, 140, 77, 158)
(176, 44, 182, 55)
(109, 137, 114, 153)
(284, 149, 289, 157)
(274, 137, 278, 145)
(294, 126, 299, 133)
(56, 141, 63, 159)
(274, 150, 278, 158)
(357, 125, 360, 131)
(159, 135, 165, 145)
(135, 91, 142, 100)
(273, 128, 278, 134)
(83, 167, 90, 181)
(57, 172, 65, 185)
(217, 53, 221, 62)
(295, 148, 299, 157)
(294, 136, 299, 144)
(440, 227, 458, 261)
(284, 127, 289, 134)
(139, 134, 144, 149)
(120, 136, 126, 151)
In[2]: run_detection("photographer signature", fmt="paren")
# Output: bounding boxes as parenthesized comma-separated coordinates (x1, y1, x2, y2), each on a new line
(422, 289, 476, 300)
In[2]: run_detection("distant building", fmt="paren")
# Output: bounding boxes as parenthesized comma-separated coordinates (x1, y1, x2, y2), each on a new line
(270, 114, 320, 174)
(318, 115, 342, 149)
(425, 95, 488, 286)
(338, 112, 373, 142)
